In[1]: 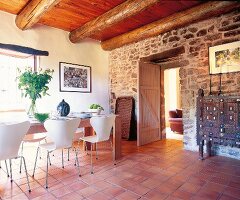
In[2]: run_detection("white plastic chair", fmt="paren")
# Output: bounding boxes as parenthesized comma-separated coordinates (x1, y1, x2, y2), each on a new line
(0, 121, 31, 192)
(79, 115, 116, 174)
(32, 118, 81, 188)
(65, 128, 84, 162)
(19, 132, 48, 173)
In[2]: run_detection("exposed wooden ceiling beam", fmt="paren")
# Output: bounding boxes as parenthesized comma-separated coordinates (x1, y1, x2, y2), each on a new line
(101, 1, 240, 51)
(15, 0, 61, 30)
(69, 0, 161, 43)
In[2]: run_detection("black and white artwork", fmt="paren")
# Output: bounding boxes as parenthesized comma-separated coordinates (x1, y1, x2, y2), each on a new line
(59, 62, 91, 92)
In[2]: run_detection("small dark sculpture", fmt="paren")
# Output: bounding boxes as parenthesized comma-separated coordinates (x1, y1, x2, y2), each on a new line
(57, 99, 70, 116)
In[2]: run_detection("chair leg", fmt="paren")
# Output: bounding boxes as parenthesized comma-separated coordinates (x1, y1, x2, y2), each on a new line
(86, 141, 89, 155)
(44, 139, 54, 157)
(5, 160, 9, 177)
(45, 151, 50, 189)
(49, 152, 52, 166)
(21, 156, 31, 192)
(96, 143, 98, 160)
(32, 146, 40, 177)
(68, 148, 70, 161)
(9, 159, 13, 182)
(0, 161, 1, 168)
(90, 143, 93, 174)
(74, 148, 81, 177)
(39, 141, 42, 159)
(75, 140, 81, 166)
(62, 149, 64, 168)
(19, 142, 24, 173)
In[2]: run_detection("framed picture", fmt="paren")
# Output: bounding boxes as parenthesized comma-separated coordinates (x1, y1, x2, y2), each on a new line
(209, 41, 240, 74)
(59, 62, 91, 93)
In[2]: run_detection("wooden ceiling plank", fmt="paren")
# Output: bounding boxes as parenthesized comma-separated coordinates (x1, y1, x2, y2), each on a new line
(69, 0, 161, 43)
(61, 1, 108, 16)
(47, 7, 89, 21)
(101, 1, 240, 50)
(39, 16, 82, 31)
(15, 0, 61, 30)
(0, 0, 29, 14)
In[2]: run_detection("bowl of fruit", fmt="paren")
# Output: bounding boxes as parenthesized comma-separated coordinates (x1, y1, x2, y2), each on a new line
(88, 104, 104, 115)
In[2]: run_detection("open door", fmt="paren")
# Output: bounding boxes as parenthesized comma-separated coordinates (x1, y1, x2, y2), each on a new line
(138, 62, 162, 146)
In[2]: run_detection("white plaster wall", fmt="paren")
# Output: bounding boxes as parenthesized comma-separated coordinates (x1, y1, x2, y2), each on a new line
(0, 11, 109, 114)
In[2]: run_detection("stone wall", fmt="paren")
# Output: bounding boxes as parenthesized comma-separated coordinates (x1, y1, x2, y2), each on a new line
(109, 10, 240, 159)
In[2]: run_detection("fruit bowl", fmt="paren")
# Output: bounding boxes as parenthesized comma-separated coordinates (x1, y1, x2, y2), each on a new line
(88, 109, 102, 115)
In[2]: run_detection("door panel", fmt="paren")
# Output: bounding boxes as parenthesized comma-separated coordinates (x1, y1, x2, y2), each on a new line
(138, 62, 161, 146)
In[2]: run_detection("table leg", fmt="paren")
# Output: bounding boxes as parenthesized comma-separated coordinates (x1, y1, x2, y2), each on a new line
(113, 116, 122, 161)
(199, 139, 204, 160)
(206, 140, 212, 157)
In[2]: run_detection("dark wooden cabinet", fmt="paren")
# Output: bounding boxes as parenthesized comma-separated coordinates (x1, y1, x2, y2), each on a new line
(196, 89, 240, 160)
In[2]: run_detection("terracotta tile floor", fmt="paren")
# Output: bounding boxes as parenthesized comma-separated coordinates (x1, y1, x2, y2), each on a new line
(0, 139, 240, 200)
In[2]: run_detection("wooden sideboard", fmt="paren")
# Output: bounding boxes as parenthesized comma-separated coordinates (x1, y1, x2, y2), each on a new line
(196, 89, 240, 160)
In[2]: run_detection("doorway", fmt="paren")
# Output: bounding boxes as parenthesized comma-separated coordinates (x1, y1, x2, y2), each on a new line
(138, 62, 183, 146)
(137, 62, 163, 146)
(164, 68, 183, 140)
(137, 47, 186, 146)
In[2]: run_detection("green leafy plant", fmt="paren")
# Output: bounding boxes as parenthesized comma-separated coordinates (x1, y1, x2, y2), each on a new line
(17, 68, 54, 115)
(34, 113, 49, 123)
(89, 104, 104, 110)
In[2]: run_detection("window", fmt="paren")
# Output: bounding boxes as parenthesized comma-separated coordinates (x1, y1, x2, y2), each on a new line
(0, 54, 35, 111)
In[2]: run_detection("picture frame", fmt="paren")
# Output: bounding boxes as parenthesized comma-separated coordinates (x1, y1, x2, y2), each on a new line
(59, 62, 91, 93)
(209, 41, 240, 74)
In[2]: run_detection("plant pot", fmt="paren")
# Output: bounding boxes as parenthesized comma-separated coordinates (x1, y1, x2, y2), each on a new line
(88, 109, 102, 115)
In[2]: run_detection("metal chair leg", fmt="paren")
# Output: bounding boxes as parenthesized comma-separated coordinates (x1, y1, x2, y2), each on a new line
(0, 161, 1, 168)
(49, 152, 51, 166)
(74, 156, 76, 166)
(74, 148, 81, 177)
(9, 159, 13, 182)
(19, 142, 24, 173)
(96, 143, 98, 160)
(39, 141, 42, 159)
(45, 151, 49, 189)
(90, 143, 93, 174)
(5, 160, 9, 177)
(77, 140, 81, 150)
(86, 141, 89, 155)
(32, 146, 40, 177)
(68, 148, 70, 161)
(62, 149, 64, 168)
(21, 156, 31, 192)
(74, 140, 81, 166)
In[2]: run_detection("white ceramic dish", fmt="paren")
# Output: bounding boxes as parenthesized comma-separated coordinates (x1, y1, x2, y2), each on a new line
(88, 109, 101, 115)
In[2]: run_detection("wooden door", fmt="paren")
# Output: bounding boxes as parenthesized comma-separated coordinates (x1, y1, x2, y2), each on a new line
(138, 62, 161, 146)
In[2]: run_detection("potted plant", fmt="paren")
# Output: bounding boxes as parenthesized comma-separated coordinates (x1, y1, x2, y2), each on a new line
(89, 104, 104, 115)
(34, 113, 49, 123)
(17, 68, 54, 116)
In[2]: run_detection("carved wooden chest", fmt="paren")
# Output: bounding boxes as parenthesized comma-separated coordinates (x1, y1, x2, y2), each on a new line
(196, 89, 240, 159)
